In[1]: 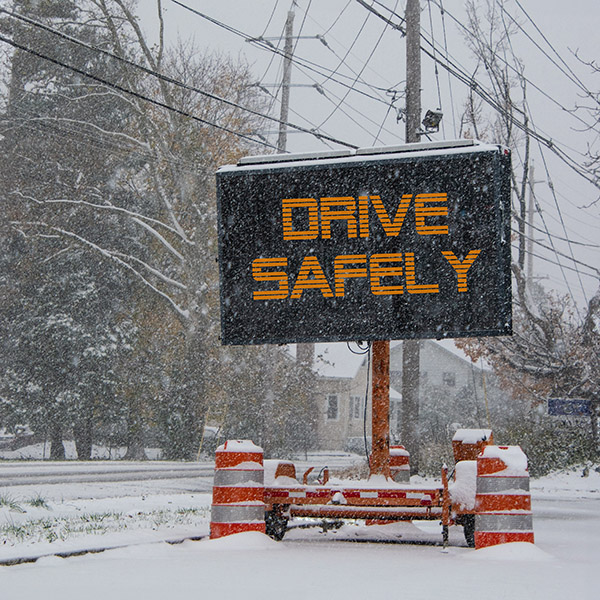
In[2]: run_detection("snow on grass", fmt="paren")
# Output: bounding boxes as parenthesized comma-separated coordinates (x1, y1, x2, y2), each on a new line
(531, 464, 600, 499)
(0, 491, 212, 562)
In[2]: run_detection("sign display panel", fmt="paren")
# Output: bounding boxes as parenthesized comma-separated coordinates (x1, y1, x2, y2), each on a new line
(216, 142, 512, 345)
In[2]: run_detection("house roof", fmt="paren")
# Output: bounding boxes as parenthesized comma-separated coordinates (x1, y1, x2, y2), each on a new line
(313, 339, 488, 380)
(313, 342, 367, 379)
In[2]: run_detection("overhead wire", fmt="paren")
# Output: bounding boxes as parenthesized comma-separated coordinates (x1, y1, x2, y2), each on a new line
(511, 228, 600, 279)
(6, 3, 597, 298)
(438, 0, 458, 138)
(426, 0, 444, 128)
(495, 6, 591, 306)
(0, 32, 280, 151)
(507, 0, 599, 108)
(0, 8, 358, 150)
(294, 6, 407, 141)
(352, 0, 598, 310)
(255, 7, 403, 142)
(360, 0, 600, 192)
(510, 244, 599, 280)
(170, 0, 397, 109)
(259, 0, 281, 38)
(513, 210, 600, 250)
(316, 0, 399, 131)
(304, 3, 401, 98)
(255, 1, 402, 145)
(315, 5, 371, 89)
(533, 131, 590, 306)
(493, 8, 588, 310)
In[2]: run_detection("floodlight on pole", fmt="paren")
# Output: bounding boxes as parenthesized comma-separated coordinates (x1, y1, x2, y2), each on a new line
(420, 109, 443, 134)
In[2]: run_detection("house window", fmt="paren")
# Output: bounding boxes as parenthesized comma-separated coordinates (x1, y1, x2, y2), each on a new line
(350, 396, 362, 419)
(326, 395, 339, 420)
(442, 372, 456, 387)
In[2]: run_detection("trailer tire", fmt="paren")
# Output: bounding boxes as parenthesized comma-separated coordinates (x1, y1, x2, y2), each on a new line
(265, 505, 288, 541)
(462, 514, 475, 548)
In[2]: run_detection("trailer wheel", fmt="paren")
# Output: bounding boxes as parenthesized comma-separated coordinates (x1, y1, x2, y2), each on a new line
(265, 505, 288, 541)
(462, 514, 475, 548)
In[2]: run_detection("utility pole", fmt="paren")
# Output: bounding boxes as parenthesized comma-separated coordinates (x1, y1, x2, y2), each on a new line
(401, 0, 422, 475)
(527, 161, 535, 289)
(369, 0, 423, 478)
(278, 8, 315, 370)
(261, 10, 296, 458)
(277, 9, 295, 154)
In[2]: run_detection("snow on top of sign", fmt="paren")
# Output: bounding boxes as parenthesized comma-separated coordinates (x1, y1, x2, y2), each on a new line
(452, 429, 492, 443)
(218, 141, 504, 173)
(481, 445, 529, 476)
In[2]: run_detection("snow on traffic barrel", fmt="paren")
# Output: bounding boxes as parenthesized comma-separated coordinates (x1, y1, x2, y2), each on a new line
(389, 445, 410, 483)
(474, 445, 534, 548)
(210, 440, 265, 539)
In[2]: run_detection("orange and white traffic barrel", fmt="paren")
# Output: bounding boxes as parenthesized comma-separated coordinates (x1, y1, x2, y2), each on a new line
(210, 440, 265, 539)
(474, 445, 534, 548)
(389, 445, 410, 483)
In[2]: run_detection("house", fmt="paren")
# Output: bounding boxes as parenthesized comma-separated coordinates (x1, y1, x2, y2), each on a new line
(312, 340, 490, 452)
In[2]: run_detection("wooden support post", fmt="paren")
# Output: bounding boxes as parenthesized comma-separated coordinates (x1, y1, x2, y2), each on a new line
(370, 340, 391, 478)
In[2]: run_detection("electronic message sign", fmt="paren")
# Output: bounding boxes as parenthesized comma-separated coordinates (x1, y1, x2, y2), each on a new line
(216, 140, 512, 345)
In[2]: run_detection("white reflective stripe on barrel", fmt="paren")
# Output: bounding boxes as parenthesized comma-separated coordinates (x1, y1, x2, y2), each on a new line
(210, 504, 265, 523)
(213, 469, 264, 486)
(475, 513, 533, 531)
(476, 476, 530, 493)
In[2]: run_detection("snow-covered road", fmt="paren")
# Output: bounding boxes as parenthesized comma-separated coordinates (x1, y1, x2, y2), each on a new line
(0, 460, 214, 486)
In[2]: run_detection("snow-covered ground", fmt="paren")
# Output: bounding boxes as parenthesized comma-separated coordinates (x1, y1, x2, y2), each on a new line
(0, 458, 598, 599)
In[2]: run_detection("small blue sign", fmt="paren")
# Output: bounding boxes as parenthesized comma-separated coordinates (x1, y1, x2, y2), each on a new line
(548, 398, 591, 417)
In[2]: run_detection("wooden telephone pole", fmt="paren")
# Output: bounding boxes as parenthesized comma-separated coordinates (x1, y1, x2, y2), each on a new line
(277, 8, 315, 370)
(401, 0, 422, 475)
(370, 0, 423, 477)
(277, 9, 295, 154)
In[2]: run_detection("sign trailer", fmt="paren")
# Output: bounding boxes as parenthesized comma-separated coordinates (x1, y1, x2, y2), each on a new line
(216, 140, 512, 346)
(212, 141, 524, 548)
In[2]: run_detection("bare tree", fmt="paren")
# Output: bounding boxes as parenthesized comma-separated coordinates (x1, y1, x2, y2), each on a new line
(456, 1, 599, 460)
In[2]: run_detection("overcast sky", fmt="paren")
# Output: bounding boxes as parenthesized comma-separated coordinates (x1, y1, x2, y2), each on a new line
(138, 1, 600, 312)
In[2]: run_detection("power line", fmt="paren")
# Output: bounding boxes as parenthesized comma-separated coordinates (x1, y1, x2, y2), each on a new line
(511, 227, 600, 278)
(304, 1, 402, 100)
(353, 0, 405, 34)
(316, 0, 399, 131)
(259, 0, 281, 38)
(490, 8, 589, 308)
(507, 0, 599, 108)
(513, 211, 600, 250)
(438, 0, 457, 137)
(510, 244, 599, 280)
(0, 32, 279, 151)
(532, 129, 590, 304)
(1, 8, 357, 150)
(170, 0, 396, 109)
(356, 0, 600, 192)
